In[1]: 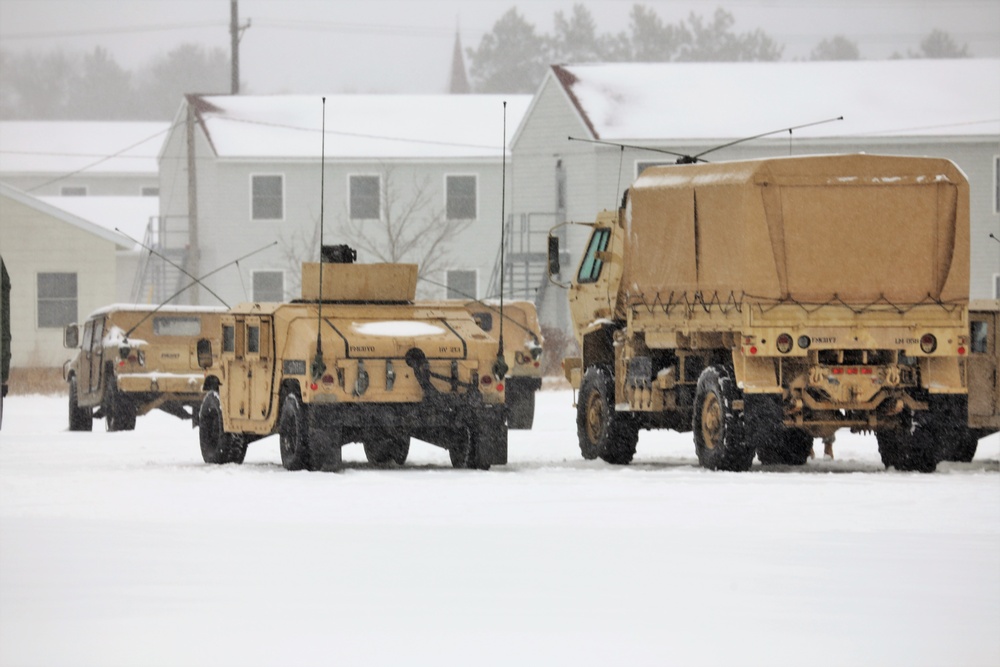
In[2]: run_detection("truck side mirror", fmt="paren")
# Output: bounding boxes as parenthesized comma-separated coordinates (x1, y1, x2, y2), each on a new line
(547, 235, 561, 276)
(196, 338, 214, 370)
(63, 324, 79, 349)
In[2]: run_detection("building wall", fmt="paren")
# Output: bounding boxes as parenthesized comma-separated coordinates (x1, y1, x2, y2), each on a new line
(0, 195, 117, 367)
(0, 173, 159, 198)
(158, 105, 511, 307)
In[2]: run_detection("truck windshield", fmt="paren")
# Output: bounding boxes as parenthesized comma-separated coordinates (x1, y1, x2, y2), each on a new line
(578, 228, 611, 284)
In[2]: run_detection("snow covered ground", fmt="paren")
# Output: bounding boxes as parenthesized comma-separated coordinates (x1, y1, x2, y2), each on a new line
(1, 391, 998, 667)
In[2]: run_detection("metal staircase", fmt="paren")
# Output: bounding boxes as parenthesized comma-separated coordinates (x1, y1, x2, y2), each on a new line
(129, 215, 191, 305)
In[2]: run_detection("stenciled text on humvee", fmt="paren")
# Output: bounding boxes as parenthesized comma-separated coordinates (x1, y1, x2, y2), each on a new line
(63, 305, 225, 431)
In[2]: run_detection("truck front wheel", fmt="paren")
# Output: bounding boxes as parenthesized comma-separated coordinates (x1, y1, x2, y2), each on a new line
(693, 365, 754, 471)
(577, 366, 638, 465)
(198, 391, 247, 464)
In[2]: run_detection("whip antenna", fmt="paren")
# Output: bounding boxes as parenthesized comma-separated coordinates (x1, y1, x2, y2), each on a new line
(312, 97, 328, 382)
(494, 101, 509, 380)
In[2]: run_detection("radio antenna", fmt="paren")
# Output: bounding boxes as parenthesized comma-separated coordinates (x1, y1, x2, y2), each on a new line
(115, 227, 230, 308)
(569, 116, 844, 165)
(494, 101, 509, 381)
(123, 241, 276, 339)
(312, 97, 328, 383)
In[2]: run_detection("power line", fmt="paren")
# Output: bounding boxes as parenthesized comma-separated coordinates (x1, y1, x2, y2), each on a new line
(0, 21, 226, 40)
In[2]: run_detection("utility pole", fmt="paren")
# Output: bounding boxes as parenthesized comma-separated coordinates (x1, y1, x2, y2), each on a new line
(230, 0, 240, 94)
(230, 0, 251, 94)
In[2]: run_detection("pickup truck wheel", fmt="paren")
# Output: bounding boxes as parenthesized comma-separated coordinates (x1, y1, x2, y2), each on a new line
(364, 435, 410, 466)
(198, 391, 247, 464)
(577, 366, 638, 465)
(693, 365, 754, 471)
(68, 376, 93, 431)
(506, 377, 536, 430)
(279, 394, 312, 471)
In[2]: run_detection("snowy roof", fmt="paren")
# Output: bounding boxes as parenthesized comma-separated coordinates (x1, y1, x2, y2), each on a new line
(0, 182, 129, 248)
(39, 196, 159, 251)
(0, 122, 169, 174)
(546, 60, 1000, 142)
(189, 94, 532, 160)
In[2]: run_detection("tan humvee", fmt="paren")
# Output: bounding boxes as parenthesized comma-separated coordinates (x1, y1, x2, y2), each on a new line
(196, 247, 508, 471)
(959, 300, 1000, 460)
(550, 154, 973, 473)
(461, 300, 543, 429)
(63, 305, 225, 431)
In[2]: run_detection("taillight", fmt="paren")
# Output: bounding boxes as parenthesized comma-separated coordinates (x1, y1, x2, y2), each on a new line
(776, 333, 793, 354)
(920, 334, 937, 354)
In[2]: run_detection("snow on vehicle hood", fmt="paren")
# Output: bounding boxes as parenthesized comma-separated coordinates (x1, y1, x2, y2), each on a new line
(351, 321, 446, 337)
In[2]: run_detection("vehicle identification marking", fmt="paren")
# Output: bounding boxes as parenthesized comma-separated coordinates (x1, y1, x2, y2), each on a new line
(350, 345, 376, 353)
(895, 338, 920, 345)
(812, 337, 837, 344)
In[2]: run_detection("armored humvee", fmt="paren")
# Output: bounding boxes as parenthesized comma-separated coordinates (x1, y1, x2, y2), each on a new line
(63, 305, 225, 431)
(462, 300, 543, 429)
(959, 300, 1000, 461)
(196, 247, 508, 471)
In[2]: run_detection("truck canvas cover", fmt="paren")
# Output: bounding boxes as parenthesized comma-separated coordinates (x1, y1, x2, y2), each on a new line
(623, 154, 969, 305)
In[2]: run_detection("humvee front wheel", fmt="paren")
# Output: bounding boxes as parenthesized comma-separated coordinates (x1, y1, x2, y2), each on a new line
(364, 435, 409, 466)
(198, 391, 247, 464)
(68, 376, 93, 431)
(692, 365, 754, 471)
(577, 366, 638, 464)
(279, 394, 312, 471)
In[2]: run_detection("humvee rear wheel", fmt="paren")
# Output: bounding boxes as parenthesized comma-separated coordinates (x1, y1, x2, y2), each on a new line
(279, 394, 312, 471)
(364, 435, 409, 466)
(506, 377, 536, 430)
(692, 365, 753, 471)
(576, 366, 638, 464)
(198, 391, 247, 464)
(68, 376, 93, 432)
(104, 375, 136, 432)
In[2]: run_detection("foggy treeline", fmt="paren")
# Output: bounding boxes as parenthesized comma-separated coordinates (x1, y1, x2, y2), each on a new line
(0, 43, 230, 120)
(467, 5, 974, 93)
(0, 4, 972, 119)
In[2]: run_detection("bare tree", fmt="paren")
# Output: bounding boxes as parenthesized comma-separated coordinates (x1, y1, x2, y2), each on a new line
(341, 165, 474, 295)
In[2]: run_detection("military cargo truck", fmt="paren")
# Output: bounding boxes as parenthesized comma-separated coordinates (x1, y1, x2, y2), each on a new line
(549, 154, 972, 472)
(463, 300, 543, 429)
(197, 247, 508, 471)
(63, 305, 226, 431)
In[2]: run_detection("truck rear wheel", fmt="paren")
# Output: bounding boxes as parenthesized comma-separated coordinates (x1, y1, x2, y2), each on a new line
(577, 366, 638, 465)
(876, 411, 937, 473)
(364, 435, 409, 466)
(68, 376, 93, 432)
(506, 377, 537, 429)
(198, 391, 247, 464)
(748, 395, 812, 466)
(693, 365, 754, 471)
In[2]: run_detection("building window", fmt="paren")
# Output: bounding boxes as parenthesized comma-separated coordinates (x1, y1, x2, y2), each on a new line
(60, 186, 87, 196)
(994, 274, 1000, 299)
(446, 269, 477, 299)
(251, 174, 283, 220)
(141, 186, 159, 197)
(252, 271, 284, 302)
(350, 175, 380, 220)
(37, 272, 77, 328)
(994, 155, 999, 215)
(446, 175, 477, 220)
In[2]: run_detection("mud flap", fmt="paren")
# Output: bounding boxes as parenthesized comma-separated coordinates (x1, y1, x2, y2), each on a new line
(477, 405, 508, 466)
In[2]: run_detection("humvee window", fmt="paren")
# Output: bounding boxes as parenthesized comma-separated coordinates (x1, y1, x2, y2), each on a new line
(154, 316, 201, 337)
(971, 320, 989, 354)
(247, 326, 260, 354)
(578, 228, 611, 284)
(222, 325, 235, 353)
(473, 313, 493, 332)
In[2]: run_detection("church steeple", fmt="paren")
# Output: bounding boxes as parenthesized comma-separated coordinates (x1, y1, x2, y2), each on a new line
(449, 27, 470, 94)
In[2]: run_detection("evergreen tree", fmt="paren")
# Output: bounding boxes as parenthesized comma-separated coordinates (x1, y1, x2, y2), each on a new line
(467, 8, 548, 93)
(810, 36, 861, 61)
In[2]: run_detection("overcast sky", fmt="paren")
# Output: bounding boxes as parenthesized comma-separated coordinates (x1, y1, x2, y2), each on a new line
(1, 0, 997, 94)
